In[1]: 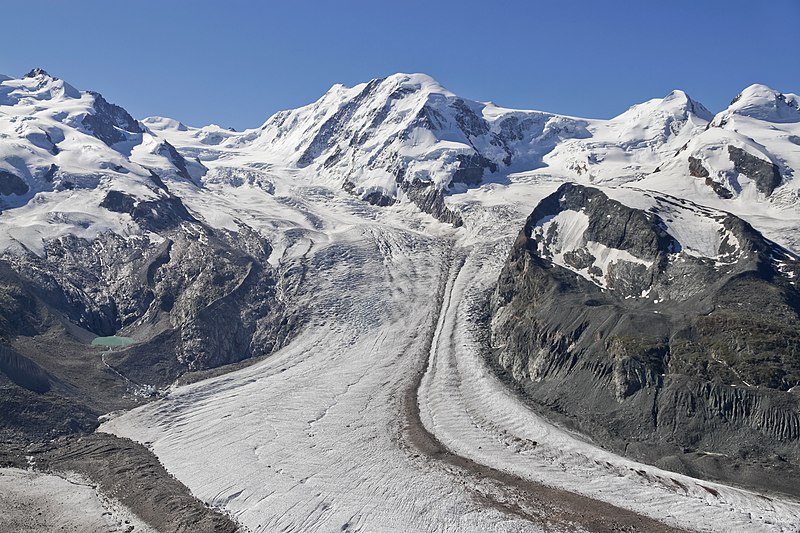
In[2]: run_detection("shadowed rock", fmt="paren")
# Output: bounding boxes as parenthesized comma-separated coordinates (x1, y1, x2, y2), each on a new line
(400, 178, 463, 227)
(728, 145, 782, 196)
(81, 92, 143, 147)
(688, 156, 709, 178)
(0, 170, 29, 196)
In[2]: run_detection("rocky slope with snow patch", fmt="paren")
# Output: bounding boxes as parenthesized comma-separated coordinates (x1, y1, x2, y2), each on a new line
(0, 71, 299, 445)
(491, 182, 800, 493)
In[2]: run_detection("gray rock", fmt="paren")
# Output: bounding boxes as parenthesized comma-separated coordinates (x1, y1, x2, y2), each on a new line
(363, 190, 396, 207)
(727, 145, 782, 196)
(400, 178, 463, 227)
(705, 177, 734, 199)
(688, 156, 709, 178)
(452, 153, 497, 186)
(155, 140, 195, 182)
(80, 92, 142, 147)
(100, 190, 198, 232)
(490, 183, 800, 495)
(0, 189, 300, 444)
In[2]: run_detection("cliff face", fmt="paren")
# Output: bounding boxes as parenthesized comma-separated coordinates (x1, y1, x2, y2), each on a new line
(490, 183, 800, 493)
(0, 203, 303, 443)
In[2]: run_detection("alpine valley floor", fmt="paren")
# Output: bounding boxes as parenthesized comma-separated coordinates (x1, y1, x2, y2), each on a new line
(100, 171, 800, 532)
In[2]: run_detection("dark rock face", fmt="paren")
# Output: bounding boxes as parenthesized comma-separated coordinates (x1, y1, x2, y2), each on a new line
(100, 190, 198, 232)
(155, 140, 194, 182)
(400, 178, 463, 227)
(363, 190, 396, 207)
(491, 183, 800, 494)
(688, 156, 709, 178)
(0, 192, 301, 444)
(0, 170, 29, 196)
(147, 169, 169, 192)
(452, 98, 490, 137)
(81, 92, 143, 147)
(23, 68, 50, 79)
(688, 151, 734, 198)
(727, 145, 782, 196)
(298, 79, 383, 168)
(705, 177, 734, 199)
(342, 179, 397, 207)
(452, 153, 497, 186)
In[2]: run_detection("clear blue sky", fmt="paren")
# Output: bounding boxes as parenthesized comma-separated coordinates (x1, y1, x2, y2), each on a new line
(4, 0, 798, 130)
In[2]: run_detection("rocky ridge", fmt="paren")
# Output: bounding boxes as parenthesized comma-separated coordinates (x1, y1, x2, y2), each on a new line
(490, 183, 800, 494)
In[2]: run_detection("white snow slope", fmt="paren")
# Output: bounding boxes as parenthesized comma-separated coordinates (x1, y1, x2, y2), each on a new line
(1, 69, 799, 531)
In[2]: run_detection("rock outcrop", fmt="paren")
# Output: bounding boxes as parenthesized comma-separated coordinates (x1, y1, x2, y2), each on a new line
(0, 195, 302, 443)
(490, 183, 800, 493)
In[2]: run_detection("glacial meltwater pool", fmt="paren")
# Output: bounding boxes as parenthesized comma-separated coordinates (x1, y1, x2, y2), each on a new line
(91, 336, 135, 347)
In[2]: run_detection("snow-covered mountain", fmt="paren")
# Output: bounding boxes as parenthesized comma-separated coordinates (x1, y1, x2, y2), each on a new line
(140, 73, 800, 233)
(3, 69, 800, 532)
(0, 69, 205, 253)
(642, 84, 800, 205)
(4, 69, 796, 247)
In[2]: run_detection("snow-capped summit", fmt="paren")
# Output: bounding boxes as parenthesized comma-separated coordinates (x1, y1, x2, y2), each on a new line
(635, 83, 800, 207)
(617, 89, 714, 128)
(0, 69, 798, 247)
(23, 67, 52, 78)
(1, 67, 81, 104)
(142, 116, 190, 132)
(725, 83, 800, 123)
(126, 74, 800, 223)
(366, 72, 455, 98)
(541, 89, 713, 185)
(214, 73, 591, 212)
(0, 70, 207, 253)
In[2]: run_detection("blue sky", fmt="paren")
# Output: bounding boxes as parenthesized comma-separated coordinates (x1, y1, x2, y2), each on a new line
(4, 0, 799, 129)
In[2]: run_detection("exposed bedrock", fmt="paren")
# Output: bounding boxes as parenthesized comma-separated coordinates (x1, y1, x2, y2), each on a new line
(400, 178, 463, 227)
(490, 182, 800, 494)
(80, 91, 143, 147)
(727, 145, 782, 196)
(0, 197, 301, 443)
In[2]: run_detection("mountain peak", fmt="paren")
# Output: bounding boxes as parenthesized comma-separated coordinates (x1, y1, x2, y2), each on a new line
(612, 89, 713, 130)
(2, 68, 81, 102)
(732, 83, 781, 103)
(321, 73, 453, 104)
(726, 83, 799, 123)
(664, 89, 689, 101)
(379, 73, 456, 102)
(382, 72, 451, 92)
(23, 67, 53, 79)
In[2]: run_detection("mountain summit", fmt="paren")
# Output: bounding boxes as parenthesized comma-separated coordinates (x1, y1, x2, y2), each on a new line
(1, 70, 798, 234)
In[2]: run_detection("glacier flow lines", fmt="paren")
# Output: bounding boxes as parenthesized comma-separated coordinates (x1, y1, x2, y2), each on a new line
(414, 240, 800, 533)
